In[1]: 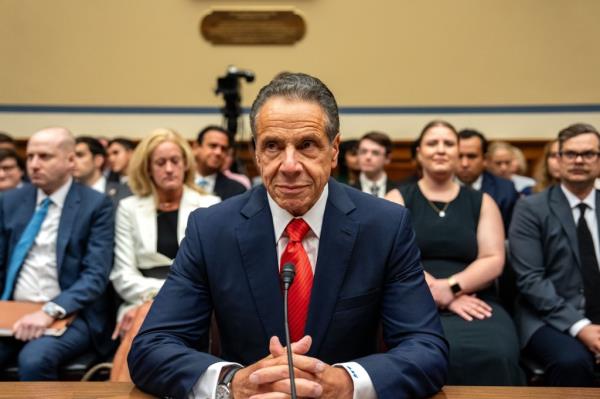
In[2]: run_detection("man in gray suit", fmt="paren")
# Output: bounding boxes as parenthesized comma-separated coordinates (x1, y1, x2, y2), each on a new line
(510, 123, 600, 386)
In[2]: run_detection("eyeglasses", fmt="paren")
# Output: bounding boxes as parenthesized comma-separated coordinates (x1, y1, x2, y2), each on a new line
(559, 151, 600, 162)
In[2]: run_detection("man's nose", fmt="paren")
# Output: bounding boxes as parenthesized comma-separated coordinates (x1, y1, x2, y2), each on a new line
(280, 146, 300, 173)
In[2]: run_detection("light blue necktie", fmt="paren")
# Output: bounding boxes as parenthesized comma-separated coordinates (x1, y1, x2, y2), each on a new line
(196, 178, 209, 189)
(1, 197, 51, 300)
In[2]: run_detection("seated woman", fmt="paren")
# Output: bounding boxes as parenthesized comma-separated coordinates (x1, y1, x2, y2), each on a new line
(532, 139, 560, 193)
(386, 120, 524, 386)
(110, 128, 220, 338)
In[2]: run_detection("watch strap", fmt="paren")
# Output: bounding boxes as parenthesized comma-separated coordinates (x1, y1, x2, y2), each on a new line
(220, 365, 242, 387)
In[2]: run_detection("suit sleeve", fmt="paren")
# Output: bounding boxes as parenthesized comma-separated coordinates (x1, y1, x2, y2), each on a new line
(129, 210, 221, 399)
(51, 195, 115, 314)
(354, 210, 449, 399)
(110, 200, 164, 308)
(509, 199, 583, 331)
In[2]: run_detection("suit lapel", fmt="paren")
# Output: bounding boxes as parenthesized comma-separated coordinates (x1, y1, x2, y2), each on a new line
(236, 186, 284, 341)
(549, 186, 581, 268)
(136, 196, 157, 252)
(57, 184, 80, 271)
(305, 179, 358, 356)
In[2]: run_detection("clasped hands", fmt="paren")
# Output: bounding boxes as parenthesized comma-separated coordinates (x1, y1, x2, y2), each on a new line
(428, 278, 492, 322)
(231, 335, 353, 399)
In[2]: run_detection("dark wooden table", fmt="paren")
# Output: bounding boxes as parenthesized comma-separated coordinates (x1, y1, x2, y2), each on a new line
(0, 382, 599, 398)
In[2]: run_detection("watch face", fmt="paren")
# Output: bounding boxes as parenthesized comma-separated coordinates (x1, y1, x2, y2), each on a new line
(215, 385, 230, 399)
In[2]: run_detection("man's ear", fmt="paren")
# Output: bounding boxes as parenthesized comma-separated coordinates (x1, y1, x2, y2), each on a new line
(94, 155, 105, 170)
(385, 153, 391, 165)
(331, 134, 341, 168)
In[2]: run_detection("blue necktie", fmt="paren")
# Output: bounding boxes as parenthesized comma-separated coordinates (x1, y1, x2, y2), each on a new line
(1, 197, 51, 300)
(196, 178, 209, 189)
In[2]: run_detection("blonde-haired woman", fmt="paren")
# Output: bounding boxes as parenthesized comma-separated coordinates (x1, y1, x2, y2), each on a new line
(532, 139, 560, 193)
(110, 128, 220, 338)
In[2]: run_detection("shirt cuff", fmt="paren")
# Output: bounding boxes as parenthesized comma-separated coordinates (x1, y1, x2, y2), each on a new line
(569, 318, 592, 337)
(334, 361, 376, 399)
(187, 361, 242, 399)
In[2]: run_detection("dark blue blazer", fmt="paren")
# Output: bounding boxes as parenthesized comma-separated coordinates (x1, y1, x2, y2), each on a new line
(129, 178, 448, 399)
(0, 182, 115, 356)
(481, 171, 519, 231)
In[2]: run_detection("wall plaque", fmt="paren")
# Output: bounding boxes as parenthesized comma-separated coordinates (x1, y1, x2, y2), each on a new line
(200, 10, 305, 45)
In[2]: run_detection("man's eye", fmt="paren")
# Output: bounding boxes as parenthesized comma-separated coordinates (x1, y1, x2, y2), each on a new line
(300, 140, 316, 150)
(264, 141, 279, 151)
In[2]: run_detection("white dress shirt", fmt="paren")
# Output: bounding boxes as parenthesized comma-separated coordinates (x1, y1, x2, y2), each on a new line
(561, 185, 600, 337)
(189, 184, 376, 399)
(195, 172, 217, 195)
(359, 172, 387, 198)
(13, 178, 72, 303)
(90, 175, 107, 193)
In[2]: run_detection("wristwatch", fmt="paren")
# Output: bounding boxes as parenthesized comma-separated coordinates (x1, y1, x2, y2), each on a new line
(42, 302, 66, 319)
(447, 276, 462, 295)
(215, 366, 241, 399)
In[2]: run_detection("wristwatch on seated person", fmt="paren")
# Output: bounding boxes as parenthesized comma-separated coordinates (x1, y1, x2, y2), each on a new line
(216, 366, 242, 399)
(447, 276, 463, 296)
(42, 302, 66, 319)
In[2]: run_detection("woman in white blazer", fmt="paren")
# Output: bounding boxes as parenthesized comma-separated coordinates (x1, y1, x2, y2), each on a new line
(110, 128, 220, 338)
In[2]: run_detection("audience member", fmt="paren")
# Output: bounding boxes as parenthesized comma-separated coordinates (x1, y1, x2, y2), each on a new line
(110, 128, 219, 339)
(0, 148, 25, 192)
(0, 132, 16, 151)
(336, 139, 360, 185)
(193, 125, 247, 200)
(0, 127, 114, 380)
(107, 138, 135, 184)
(487, 141, 535, 194)
(354, 131, 397, 197)
(73, 136, 131, 205)
(532, 139, 560, 193)
(457, 129, 519, 231)
(221, 147, 251, 189)
(129, 72, 448, 399)
(386, 120, 524, 386)
(510, 123, 600, 386)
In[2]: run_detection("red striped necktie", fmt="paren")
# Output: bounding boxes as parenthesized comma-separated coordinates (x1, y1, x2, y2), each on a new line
(280, 218, 313, 342)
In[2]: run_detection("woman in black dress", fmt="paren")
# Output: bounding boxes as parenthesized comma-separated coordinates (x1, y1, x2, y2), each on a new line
(386, 120, 524, 385)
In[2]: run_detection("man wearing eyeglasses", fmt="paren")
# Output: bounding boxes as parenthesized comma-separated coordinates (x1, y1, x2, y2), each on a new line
(510, 123, 600, 386)
(353, 131, 397, 197)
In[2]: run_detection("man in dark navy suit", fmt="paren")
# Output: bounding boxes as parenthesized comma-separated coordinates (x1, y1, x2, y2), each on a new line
(129, 73, 448, 399)
(0, 127, 114, 380)
(457, 129, 519, 231)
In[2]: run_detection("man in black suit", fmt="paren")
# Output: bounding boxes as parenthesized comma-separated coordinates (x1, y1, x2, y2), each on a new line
(510, 123, 600, 386)
(352, 131, 397, 197)
(193, 126, 247, 200)
(457, 129, 519, 231)
(73, 136, 132, 206)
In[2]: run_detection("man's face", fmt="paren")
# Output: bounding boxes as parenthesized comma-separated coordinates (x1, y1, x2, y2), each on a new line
(73, 143, 102, 182)
(26, 133, 74, 194)
(255, 97, 339, 216)
(194, 130, 229, 174)
(559, 133, 600, 187)
(0, 157, 23, 191)
(107, 142, 132, 174)
(487, 148, 513, 179)
(457, 137, 485, 184)
(357, 139, 389, 178)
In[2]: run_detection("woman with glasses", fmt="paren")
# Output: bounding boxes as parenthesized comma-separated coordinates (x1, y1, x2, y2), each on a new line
(110, 128, 220, 339)
(386, 120, 524, 386)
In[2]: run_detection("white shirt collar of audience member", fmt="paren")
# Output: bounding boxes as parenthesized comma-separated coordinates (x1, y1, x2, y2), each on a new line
(36, 177, 73, 209)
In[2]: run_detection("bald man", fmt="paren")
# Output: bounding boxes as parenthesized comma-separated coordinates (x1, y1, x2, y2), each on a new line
(0, 127, 115, 380)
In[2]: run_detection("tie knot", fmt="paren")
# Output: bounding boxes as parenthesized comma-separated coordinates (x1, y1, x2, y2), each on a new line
(40, 197, 51, 208)
(285, 218, 310, 242)
(578, 203, 589, 216)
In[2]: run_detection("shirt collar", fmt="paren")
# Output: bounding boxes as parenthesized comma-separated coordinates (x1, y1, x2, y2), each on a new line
(37, 177, 73, 209)
(561, 183, 596, 211)
(267, 183, 329, 242)
(359, 172, 387, 188)
(91, 175, 106, 193)
(456, 174, 482, 190)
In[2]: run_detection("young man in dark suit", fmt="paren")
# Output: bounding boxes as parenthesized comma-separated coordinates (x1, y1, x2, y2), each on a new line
(0, 127, 114, 380)
(510, 123, 600, 386)
(457, 129, 519, 231)
(129, 73, 448, 399)
(352, 131, 398, 197)
(193, 125, 247, 200)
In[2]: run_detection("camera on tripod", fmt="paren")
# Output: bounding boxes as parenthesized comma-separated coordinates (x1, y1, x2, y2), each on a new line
(215, 66, 255, 137)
